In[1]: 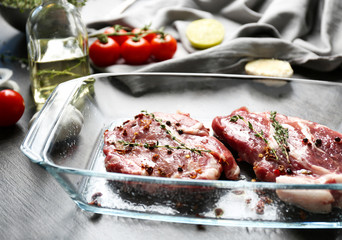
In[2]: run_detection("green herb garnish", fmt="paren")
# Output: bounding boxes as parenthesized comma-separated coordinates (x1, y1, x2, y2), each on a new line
(118, 140, 210, 155)
(270, 111, 290, 162)
(118, 110, 211, 155)
(230, 114, 278, 160)
(230, 111, 290, 162)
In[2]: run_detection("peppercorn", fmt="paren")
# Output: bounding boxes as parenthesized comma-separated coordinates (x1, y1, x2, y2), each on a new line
(134, 113, 144, 119)
(146, 166, 153, 175)
(148, 142, 156, 150)
(335, 137, 341, 142)
(278, 165, 285, 172)
(91, 192, 103, 200)
(152, 154, 159, 161)
(286, 168, 293, 174)
(158, 169, 167, 177)
(178, 167, 183, 172)
(315, 139, 322, 147)
(89, 192, 103, 206)
(303, 138, 308, 144)
(214, 208, 224, 217)
(166, 120, 171, 126)
(177, 129, 184, 135)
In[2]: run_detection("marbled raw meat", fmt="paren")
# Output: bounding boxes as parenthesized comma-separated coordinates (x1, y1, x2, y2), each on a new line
(104, 111, 240, 180)
(212, 106, 342, 213)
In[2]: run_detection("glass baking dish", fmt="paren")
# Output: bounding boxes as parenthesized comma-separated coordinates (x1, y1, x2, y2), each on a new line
(21, 72, 342, 228)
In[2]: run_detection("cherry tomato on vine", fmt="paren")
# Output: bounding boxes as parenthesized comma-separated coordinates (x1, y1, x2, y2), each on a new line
(121, 37, 152, 65)
(104, 27, 129, 45)
(0, 89, 25, 127)
(89, 36, 120, 67)
(132, 28, 156, 42)
(151, 34, 177, 61)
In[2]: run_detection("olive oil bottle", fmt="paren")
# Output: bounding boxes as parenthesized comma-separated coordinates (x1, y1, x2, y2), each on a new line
(26, 0, 90, 109)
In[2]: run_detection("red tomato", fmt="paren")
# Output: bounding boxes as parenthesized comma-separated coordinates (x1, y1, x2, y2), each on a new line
(151, 34, 177, 61)
(121, 37, 152, 65)
(132, 28, 156, 42)
(89, 37, 120, 67)
(104, 27, 129, 45)
(0, 89, 25, 127)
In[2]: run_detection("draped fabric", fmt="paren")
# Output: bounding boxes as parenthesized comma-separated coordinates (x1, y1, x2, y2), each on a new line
(86, 0, 342, 93)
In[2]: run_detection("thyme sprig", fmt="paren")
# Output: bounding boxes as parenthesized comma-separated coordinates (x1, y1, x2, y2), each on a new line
(118, 140, 210, 155)
(118, 110, 211, 155)
(36, 57, 87, 79)
(141, 110, 182, 144)
(89, 24, 165, 43)
(230, 112, 290, 162)
(230, 115, 278, 160)
(270, 111, 290, 163)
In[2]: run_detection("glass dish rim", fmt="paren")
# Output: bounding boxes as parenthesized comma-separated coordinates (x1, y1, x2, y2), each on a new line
(20, 72, 342, 191)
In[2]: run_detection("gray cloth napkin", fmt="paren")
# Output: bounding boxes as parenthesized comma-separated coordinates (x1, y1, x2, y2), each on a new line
(85, 0, 342, 94)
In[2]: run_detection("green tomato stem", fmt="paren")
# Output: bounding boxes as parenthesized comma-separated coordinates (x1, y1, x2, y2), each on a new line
(89, 30, 164, 39)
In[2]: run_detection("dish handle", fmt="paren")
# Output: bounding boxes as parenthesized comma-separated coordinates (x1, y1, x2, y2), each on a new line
(20, 77, 88, 164)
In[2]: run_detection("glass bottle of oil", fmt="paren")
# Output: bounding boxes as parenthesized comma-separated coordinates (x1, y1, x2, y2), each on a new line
(26, 0, 90, 110)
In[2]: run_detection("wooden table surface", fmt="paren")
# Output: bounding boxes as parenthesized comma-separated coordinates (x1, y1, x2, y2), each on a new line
(1, 5, 342, 239)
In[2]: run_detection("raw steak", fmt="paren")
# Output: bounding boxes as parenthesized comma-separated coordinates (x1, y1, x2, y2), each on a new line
(212, 106, 342, 213)
(103, 111, 240, 180)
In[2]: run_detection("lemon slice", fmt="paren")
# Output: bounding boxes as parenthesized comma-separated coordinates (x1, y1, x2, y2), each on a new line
(245, 59, 293, 78)
(186, 19, 225, 49)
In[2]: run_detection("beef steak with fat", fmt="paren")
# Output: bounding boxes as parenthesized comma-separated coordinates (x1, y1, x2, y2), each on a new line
(212, 106, 342, 213)
(104, 111, 240, 180)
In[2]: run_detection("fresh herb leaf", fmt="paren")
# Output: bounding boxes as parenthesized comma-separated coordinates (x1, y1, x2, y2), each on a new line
(230, 114, 278, 161)
(230, 111, 291, 163)
(270, 111, 290, 162)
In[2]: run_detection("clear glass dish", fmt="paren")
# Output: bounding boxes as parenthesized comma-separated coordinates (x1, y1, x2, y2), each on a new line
(21, 72, 342, 228)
